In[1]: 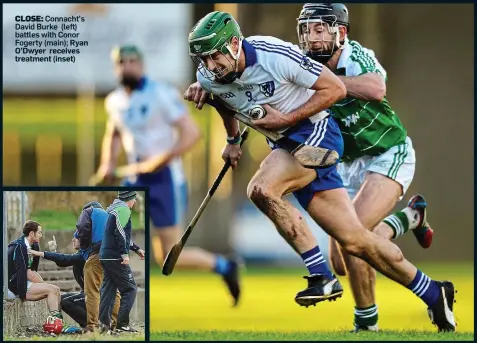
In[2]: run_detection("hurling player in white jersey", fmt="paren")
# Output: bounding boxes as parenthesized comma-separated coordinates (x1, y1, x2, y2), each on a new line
(184, 12, 456, 330)
(95, 45, 241, 306)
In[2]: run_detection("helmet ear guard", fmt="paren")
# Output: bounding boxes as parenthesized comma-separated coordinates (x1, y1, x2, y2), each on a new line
(224, 35, 243, 65)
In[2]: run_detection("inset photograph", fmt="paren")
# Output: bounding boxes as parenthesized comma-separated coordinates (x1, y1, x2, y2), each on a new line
(3, 189, 146, 341)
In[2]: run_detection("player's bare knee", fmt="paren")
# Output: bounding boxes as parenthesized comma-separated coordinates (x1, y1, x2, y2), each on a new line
(342, 241, 363, 258)
(384, 243, 405, 263)
(372, 224, 393, 240)
(247, 182, 273, 206)
(394, 249, 404, 263)
(341, 232, 369, 258)
(49, 284, 61, 296)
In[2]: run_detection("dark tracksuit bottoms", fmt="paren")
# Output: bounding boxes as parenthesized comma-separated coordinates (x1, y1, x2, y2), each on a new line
(43, 251, 87, 328)
(99, 199, 138, 328)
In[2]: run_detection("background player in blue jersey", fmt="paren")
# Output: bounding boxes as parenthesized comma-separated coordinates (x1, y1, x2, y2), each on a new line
(95, 45, 241, 306)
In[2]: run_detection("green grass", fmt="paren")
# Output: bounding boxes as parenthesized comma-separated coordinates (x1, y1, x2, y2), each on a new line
(30, 210, 143, 230)
(3, 333, 145, 341)
(151, 330, 474, 341)
(150, 263, 473, 340)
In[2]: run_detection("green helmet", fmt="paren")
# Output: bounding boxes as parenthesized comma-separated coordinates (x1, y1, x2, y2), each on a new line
(111, 45, 143, 63)
(189, 11, 243, 56)
(189, 11, 244, 83)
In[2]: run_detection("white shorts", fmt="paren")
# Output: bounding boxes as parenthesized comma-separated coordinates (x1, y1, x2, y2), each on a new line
(7, 281, 33, 299)
(337, 136, 416, 200)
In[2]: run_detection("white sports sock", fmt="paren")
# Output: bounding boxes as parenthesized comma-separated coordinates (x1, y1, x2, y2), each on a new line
(402, 207, 421, 230)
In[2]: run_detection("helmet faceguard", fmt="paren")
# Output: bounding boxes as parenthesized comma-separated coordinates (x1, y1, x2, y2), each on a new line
(191, 36, 243, 84)
(297, 3, 350, 64)
(189, 12, 244, 84)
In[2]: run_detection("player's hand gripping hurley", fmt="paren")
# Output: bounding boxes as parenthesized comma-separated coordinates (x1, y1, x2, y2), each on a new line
(162, 127, 250, 276)
(205, 97, 338, 169)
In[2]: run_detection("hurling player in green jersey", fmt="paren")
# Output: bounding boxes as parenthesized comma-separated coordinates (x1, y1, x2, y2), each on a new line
(297, 3, 442, 332)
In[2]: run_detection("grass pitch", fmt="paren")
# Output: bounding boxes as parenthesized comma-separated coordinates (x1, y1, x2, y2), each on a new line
(3, 324, 145, 341)
(150, 263, 473, 340)
(151, 330, 473, 340)
(3, 333, 145, 342)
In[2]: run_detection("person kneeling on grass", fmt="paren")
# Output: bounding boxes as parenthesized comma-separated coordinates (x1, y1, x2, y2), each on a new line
(29, 230, 120, 333)
(7, 220, 79, 334)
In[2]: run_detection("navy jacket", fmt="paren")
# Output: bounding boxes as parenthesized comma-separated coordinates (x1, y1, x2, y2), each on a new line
(100, 199, 140, 260)
(43, 251, 85, 291)
(7, 236, 40, 300)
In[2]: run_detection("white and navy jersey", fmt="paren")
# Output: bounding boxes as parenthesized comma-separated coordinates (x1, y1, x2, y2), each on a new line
(105, 77, 187, 181)
(197, 36, 328, 127)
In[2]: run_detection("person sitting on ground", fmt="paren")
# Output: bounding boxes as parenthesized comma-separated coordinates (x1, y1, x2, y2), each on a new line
(7, 220, 78, 334)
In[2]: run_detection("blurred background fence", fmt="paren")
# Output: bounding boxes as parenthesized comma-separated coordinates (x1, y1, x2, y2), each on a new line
(3, 3, 474, 264)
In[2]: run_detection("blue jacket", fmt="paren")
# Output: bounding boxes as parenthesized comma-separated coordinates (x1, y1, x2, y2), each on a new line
(7, 236, 40, 300)
(76, 207, 109, 258)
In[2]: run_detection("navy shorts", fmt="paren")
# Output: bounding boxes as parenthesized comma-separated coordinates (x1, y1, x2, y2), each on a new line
(122, 166, 188, 228)
(270, 115, 344, 210)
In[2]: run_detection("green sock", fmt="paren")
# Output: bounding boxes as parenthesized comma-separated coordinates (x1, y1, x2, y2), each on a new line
(383, 211, 409, 239)
(50, 310, 63, 320)
(354, 304, 378, 327)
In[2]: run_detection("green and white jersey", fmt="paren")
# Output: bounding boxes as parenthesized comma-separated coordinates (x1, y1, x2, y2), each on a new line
(24, 237, 33, 268)
(331, 39, 407, 161)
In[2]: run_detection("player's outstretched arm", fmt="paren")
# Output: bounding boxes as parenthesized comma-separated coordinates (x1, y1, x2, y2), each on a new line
(288, 66, 346, 125)
(184, 81, 210, 110)
(170, 113, 202, 158)
(29, 249, 83, 268)
(337, 73, 386, 101)
(183, 81, 239, 138)
(127, 114, 202, 175)
(96, 120, 122, 181)
(215, 105, 242, 169)
(215, 104, 240, 138)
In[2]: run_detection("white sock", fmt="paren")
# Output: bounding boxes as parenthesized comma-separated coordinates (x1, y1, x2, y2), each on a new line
(402, 207, 421, 230)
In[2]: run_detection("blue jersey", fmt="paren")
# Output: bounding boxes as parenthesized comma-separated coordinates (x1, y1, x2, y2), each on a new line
(105, 76, 187, 183)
